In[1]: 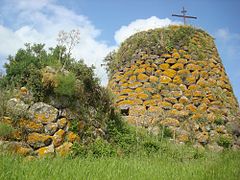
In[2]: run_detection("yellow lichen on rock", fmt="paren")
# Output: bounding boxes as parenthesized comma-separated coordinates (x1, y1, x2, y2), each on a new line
(107, 26, 240, 148)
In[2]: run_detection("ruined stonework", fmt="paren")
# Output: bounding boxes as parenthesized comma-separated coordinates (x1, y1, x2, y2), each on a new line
(0, 88, 80, 157)
(108, 26, 240, 147)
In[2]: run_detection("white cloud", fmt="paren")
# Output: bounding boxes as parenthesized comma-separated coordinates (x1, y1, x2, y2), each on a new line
(114, 16, 181, 44)
(0, 0, 114, 85)
(0, 1, 179, 86)
(216, 28, 240, 42)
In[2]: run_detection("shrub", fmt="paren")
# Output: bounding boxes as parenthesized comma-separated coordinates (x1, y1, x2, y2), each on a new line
(217, 134, 233, 148)
(214, 118, 225, 125)
(54, 73, 76, 97)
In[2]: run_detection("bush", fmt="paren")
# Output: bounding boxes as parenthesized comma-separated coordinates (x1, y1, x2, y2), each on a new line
(54, 73, 76, 97)
(217, 134, 233, 148)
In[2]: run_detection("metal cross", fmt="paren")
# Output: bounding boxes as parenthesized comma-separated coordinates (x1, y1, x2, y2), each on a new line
(172, 7, 197, 25)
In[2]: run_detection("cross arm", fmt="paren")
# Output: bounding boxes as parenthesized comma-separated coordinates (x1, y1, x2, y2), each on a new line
(172, 14, 197, 19)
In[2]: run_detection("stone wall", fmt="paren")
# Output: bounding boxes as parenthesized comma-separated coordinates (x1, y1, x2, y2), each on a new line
(0, 88, 80, 157)
(108, 26, 240, 148)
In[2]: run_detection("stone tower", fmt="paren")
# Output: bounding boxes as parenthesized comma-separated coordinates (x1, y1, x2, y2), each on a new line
(107, 25, 240, 148)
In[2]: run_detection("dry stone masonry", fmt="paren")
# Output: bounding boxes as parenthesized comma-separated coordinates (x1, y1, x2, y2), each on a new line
(108, 25, 240, 148)
(0, 87, 80, 157)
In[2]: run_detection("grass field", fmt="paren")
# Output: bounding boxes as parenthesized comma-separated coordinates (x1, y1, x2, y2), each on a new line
(1, 145, 240, 180)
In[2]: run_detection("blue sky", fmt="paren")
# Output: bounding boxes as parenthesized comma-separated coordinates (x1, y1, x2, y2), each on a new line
(0, 0, 239, 103)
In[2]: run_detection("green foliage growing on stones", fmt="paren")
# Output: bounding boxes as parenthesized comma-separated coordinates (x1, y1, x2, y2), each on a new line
(104, 25, 215, 77)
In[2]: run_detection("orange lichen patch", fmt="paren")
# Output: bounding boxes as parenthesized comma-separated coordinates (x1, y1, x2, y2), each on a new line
(15, 146, 32, 156)
(57, 118, 68, 129)
(146, 67, 154, 74)
(183, 54, 191, 59)
(128, 93, 137, 99)
(206, 94, 215, 101)
(161, 54, 171, 58)
(151, 63, 158, 69)
(134, 68, 145, 74)
(216, 126, 226, 134)
(173, 103, 184, 111)
(197, 132, 209, 144)
(152, 94, 161, 99)
(171, 63, 184, 70)
(1, 117, 13, 125)
(196, 78, 208, 87)
(137, 73, 149, 82)
(121, 83, 129, 88)
(191, 113, 204, 120)
(165, 58, 177, 64)
(172, 52, 180, 59)
(66, 131, 80, 143)
(135, 87, 144, 93)
(199, 71, 209, 79)
(128, 82, 142, 89)
(11, 130, 22, 141)
(129, 106, 146, 116)
(186, 104, 197, 112)
(137, 93, 149, 100)
(143, 99, 157, 106)
(159, 63, 170, 70)
(202, 98, 211, 105)
(186, 64, 202, 71)
(119, 79, 127, 85)
(124, 70, 133, 77)
(155, 70, 162, 76)
(159, 101, 172, 109)
(193, 90, 203, 97)
(56, 142, 73, 156)
(185, 76, 196, 85)
(20, 87, 28, 95)
(149, 76, 158, 83)
(27, 133, 52, 148)
(129, 75, 137, 82)
(178, 49, 186, 54)
(114, 74, 123, 82)
(162, 69, 176, 78)
(164, 97, 178, 104)
(118, 100, 135, 108)
(19, 120, 43, 133)
(160, 76, 172, 84)
(177, 58, 188, 64)
(184, 90, 192, 97)
(172, 91, 182, 98)
(179, 84, 187, 91)
(177, 134, 189, 143)
(168, 109, 189, 118)
(34, 113, 57, 125)
(167, 83, 178, 90)
(148, 106, 163, 113)
(120, 88, 133, 95)
(160, 118, 180, 127)
(178, 69, 190, 76)
(144, 88, 154, 94)
(207, 113, 216, 122)
(52, 129, 65, 147)
(188, 84, 199, 90)
(136, 59, 144, 65)
(198, 103, 208, 112)
(36, 145, 54, 157)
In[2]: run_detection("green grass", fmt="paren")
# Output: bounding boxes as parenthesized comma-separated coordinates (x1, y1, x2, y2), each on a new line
(0, 148, 239, 180)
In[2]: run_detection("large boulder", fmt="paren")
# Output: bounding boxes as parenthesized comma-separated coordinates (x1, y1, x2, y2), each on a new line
(7, 98, 29, 117)
(28, 102, 58, 124)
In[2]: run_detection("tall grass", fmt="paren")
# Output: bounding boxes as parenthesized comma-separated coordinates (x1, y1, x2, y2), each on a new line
(0, 146, 239, 180)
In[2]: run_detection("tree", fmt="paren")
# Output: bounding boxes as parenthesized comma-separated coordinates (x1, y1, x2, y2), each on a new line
(57, 29, 81, 71)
